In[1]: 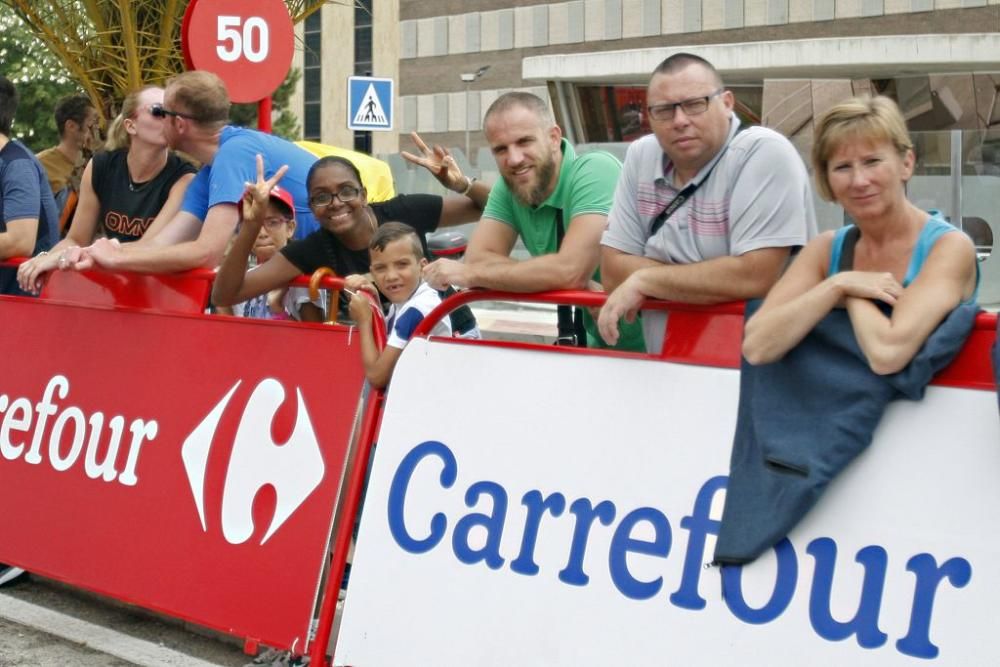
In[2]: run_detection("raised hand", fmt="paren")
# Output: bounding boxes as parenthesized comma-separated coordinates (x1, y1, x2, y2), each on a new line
(400, 132, 468, 193)
(242, 153, 289, 227)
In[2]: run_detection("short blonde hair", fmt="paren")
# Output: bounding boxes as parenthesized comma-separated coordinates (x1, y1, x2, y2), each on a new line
(164, 70, 230, 127)
(811, 95, 913, 201)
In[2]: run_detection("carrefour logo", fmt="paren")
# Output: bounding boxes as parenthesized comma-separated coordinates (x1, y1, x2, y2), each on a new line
(181, 379, 325, 545)
(387, 440, 972, 661)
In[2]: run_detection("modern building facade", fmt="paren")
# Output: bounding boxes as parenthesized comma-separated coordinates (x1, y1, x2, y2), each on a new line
(294, 1, 1000, 300)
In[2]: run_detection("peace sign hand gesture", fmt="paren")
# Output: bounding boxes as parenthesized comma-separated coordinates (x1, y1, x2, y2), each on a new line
(242, 153, 290, 228)
(401, 132, 468, 193)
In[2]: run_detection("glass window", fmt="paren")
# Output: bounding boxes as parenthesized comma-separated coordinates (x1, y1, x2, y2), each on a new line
(304, 102, 321, 141)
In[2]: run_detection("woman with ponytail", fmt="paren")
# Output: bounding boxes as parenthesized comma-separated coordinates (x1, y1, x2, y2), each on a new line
(17, 86, 196, 292)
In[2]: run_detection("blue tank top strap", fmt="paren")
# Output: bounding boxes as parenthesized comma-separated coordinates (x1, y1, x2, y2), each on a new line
(903, 213, 979, 304)
(827, 224, 855, 277)
(902, 215, 956, 286)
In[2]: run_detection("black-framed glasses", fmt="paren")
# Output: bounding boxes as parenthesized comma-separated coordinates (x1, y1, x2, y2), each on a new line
(647, 89, 724, 121)
(149, 103, 198, 121)
(308, 186, 361, 208)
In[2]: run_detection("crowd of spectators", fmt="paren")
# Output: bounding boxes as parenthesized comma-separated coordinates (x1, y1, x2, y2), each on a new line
(0, 48, 984, 625)
(1, 51, 979, 386)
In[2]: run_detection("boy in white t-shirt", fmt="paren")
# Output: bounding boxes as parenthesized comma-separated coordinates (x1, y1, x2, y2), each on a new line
(349, 222, 451, 388)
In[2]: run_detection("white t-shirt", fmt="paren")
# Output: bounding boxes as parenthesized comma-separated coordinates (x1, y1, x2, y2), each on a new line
(385, 281, 451, 349)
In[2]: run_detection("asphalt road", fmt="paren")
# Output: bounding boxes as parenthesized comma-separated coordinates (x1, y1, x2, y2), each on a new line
(0, 574, 257, 666)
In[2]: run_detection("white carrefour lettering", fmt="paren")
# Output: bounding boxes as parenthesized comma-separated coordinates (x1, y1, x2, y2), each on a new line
(49, 406, 86, 471)
(0, 375, 158, 487)
(25, 373, 65, 464)
(118, 419, 158, 487)
(0, 396, 32, 459)
(84, 414, 126, 483)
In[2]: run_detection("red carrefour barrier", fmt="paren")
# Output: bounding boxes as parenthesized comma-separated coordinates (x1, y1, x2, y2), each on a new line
(413, 288, 998, 389)
(0, 264, 386, 661)
(2, 265, 996, 665)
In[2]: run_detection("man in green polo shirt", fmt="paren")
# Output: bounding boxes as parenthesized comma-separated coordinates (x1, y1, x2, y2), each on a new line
(422, 91, 644, 351)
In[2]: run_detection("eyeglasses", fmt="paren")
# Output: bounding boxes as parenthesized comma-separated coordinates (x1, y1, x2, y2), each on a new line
(149, 103, 198, 121)
(647, 89, 724, 122)
(308, 186, 361, 208)
(262, 216, 292, 229)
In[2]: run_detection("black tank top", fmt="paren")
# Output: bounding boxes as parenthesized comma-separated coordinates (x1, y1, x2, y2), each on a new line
(90, 148, 196, 242)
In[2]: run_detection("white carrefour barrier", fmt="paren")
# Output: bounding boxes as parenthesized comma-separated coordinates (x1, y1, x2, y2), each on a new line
(336, 335, 999, 666)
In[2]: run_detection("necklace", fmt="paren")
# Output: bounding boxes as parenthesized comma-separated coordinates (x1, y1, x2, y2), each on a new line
(126, 154, 158, 192)
(127, 171, 150, 192)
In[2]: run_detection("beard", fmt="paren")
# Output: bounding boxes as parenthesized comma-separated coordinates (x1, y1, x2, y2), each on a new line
(506, 152, 557, 208)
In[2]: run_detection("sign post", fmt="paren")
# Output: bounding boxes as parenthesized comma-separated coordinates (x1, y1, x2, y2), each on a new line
(181, 0, 295, 131)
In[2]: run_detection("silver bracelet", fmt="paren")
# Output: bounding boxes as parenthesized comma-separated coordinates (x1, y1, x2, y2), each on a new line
(460, 176, 477, 197)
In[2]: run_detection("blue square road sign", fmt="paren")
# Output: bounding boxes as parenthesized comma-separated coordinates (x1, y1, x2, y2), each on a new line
(348, 77, 393, 131)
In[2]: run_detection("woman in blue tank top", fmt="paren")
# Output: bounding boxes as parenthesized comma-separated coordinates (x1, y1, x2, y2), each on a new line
(742, 95, 979, 375)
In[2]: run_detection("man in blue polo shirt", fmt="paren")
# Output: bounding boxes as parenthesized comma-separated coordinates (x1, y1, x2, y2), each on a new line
(73, 70, 319, 274)
(0, 76, 59, 296)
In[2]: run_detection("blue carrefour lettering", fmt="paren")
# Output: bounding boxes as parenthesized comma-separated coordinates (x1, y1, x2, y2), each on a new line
(609, 506, 672, 600)
(808, 538, 888, 648)
(387, 440, 455, 553)
(670, 475, 726, 610)
(510, 490, 566, 576)
(896, 553, 972, 659)
(452, 480, 508, 569)
(558, 498, 616, 586)
(722, 538, 797, 624)
(384, 442, 973, 660)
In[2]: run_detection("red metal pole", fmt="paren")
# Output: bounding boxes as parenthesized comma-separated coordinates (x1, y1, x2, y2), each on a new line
(309, 388, 386, 666)
(258, 96, 272, 133)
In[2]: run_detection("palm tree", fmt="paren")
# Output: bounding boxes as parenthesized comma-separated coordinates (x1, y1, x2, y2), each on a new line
(1, 0, 327, 121)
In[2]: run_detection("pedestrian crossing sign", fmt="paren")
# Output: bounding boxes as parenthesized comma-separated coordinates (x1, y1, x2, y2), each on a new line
(348, 76, 393, 131)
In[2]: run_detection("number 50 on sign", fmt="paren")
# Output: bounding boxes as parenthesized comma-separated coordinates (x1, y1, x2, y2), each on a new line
(182, 0, 294, 104)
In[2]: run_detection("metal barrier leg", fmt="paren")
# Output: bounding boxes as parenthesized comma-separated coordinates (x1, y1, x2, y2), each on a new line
(309, 387, 385, 667)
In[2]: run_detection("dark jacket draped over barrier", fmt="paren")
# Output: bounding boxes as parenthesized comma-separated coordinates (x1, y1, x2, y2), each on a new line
(714, 300, 979, 565)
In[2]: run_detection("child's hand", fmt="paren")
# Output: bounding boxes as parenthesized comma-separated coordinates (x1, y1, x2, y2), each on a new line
(344, 273, 376, 295)
(242, 154, 289, 227)
(348, 289, 373, 324)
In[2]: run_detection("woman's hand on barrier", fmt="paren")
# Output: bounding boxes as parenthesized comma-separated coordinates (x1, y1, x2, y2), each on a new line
(832, 271, 903, 305)
(401, 132, 467, 193)
(242, 154, 289, 228)
(16, 250, 62, 293)
(598, 275, 644, 346)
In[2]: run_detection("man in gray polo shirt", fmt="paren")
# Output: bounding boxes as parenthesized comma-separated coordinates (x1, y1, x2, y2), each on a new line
(598, 53, 817, 352)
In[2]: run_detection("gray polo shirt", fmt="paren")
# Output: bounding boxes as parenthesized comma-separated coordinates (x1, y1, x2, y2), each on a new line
(601, 116, 817, 351)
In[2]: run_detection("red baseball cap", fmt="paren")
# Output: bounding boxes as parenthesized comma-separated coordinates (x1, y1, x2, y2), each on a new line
(269, 185, 295, 217)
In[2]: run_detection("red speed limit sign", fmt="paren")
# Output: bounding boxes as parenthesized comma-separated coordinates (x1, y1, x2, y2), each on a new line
(181, 0, 294, 103)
